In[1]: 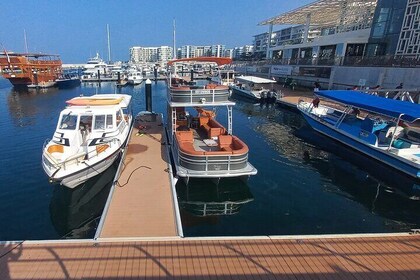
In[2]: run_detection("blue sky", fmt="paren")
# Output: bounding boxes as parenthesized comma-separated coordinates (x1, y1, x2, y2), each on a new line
(0, 0, 312, 63)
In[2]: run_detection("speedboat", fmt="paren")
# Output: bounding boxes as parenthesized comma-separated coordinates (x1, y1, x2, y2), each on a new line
(42, 94, 133, 188)
(297, 90, 420, 179)
(230, 75, 278, 103)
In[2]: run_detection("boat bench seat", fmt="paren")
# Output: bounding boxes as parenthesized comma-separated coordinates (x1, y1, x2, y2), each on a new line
(218, 135, 249, 155)
(176, 131, 205, 155)
(176, 130, 194, 145)
(200, 118, 226, 138)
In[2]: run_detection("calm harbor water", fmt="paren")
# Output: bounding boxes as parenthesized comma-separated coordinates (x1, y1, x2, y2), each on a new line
(0, 78, 419, 241)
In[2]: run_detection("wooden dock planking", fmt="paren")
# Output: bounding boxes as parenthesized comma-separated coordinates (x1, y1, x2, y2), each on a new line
(0, 234, 419, 279)
(98, 113, 178, 238)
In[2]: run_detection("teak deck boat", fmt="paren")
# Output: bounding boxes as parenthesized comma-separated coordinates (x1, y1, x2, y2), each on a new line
(42, 94, 132, 188)
(0, 52, 62, 87)
(167, 58, 257, 184)
(298, 90, 420, 179)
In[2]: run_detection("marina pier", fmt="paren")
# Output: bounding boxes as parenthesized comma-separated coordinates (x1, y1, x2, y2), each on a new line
(95, 112, 182, 239)
(1, 234, 419, 279)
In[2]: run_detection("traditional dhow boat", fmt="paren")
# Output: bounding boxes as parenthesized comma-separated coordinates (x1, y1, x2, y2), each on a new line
(231, 75, 278, 103)
(0, 52, 62, 88)
(42, 94, 132, 188)
(297, 90, 420, 179)
(167, 76, 257, 184)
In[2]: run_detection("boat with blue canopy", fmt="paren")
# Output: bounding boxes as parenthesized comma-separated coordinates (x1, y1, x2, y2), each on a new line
(297, 90, 420, 179)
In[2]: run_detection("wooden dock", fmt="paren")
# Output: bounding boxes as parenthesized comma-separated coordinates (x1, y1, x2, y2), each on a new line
(96, 112, 181, 239)
(1, 233, 419, 279)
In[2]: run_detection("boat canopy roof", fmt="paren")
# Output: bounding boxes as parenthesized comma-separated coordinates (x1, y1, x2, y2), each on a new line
(235, 76, 276, 84)
(66, 94, 131, 108)
(316, 90, 420, 122)
(168, 57, 232, 66)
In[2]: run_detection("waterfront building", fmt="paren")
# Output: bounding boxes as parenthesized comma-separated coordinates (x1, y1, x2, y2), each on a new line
(233, 45, 254, 60)
(179, 45, 226, 59)
(257, 0, 420, 63)
(211, 44, 226, 57)
(243, 0, 420, 89)
(224, 49, 234, 58)
(157, 46, 173, 62)
(129, 47, 145, 64)
(130, 46, 173, 63)
(253, 25, 320, 59)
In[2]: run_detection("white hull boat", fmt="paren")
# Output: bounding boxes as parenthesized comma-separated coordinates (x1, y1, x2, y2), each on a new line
(42, 94, 133, 188)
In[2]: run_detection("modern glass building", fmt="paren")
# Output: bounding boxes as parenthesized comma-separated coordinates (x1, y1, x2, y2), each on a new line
(367, 0, 408, 56)
(257, 0, 419, 64)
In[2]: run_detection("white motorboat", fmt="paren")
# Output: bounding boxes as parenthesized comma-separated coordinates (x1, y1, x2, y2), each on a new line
(42, 94, 133, 188)
(127, 71, 143, 85)
(230, 75, 277, 103)
(82, 53, 108, 76)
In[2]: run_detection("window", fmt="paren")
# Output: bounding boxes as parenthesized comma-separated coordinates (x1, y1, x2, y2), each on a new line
(79, 115, 92, 131)
(106, 115, 113, 129)
(59, 114, 78, 130)
(116, 110, 122, 126)
(94, 115, 105, 130)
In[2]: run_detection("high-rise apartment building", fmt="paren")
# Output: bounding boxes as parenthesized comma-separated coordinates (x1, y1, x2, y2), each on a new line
(129, 46, 173, 63)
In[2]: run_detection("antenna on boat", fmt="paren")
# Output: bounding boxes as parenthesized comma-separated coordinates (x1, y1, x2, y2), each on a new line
(24, 29, 29, 53)
(107, 24, 111, 63)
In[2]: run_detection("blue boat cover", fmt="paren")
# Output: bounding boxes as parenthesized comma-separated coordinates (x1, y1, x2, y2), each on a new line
(316, 90, 420, 122)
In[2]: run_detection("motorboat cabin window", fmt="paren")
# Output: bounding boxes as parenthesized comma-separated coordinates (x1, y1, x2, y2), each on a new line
(79, 115, 92, 131)
(59, 114, 78, 130)
(106, 114, 113, 129)
(94, 115, 106, 130)
(116, 110, 122, 126)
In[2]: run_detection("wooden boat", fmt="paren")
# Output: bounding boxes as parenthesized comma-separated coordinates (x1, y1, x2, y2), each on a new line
(167, 58, 257, 184)
(297, 90, 420, 179)
(42, 94, 132, 188)
(0, 52, 62, 87)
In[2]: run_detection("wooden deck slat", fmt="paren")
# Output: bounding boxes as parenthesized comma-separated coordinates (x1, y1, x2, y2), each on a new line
(98, 114, 178, 238)
(1, 235, 419, 279)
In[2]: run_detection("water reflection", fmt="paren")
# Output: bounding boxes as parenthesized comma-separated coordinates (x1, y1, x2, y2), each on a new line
(6, 87, 61, 127)
(295, 125, 420, 229)
(177, 178, 253, 227)
(49, 159, 118, 239)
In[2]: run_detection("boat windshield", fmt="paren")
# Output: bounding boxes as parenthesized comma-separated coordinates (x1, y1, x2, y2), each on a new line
(59, 114, 78, 130)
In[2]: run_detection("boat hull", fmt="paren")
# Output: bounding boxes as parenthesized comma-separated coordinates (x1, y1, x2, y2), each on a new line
(56, 78, 81, 89)
(169, 133, 257, 181)
(127, 79, 142, 85)
(231, 86, 260, 102)
(300, 110, 420, 179)
(47, 147, 121, 189)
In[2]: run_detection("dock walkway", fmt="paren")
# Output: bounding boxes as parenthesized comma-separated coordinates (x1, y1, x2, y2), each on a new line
(1, 234, 419, 279)
(97, 113, 179, 239)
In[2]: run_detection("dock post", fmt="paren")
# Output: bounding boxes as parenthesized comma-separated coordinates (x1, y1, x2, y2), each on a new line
(117, 72, 121, 84)
(190, 69, 194, 82)
(97, 70, 101, 83)
(145, 79, 152, 112)
(154, 66, 158, 81)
